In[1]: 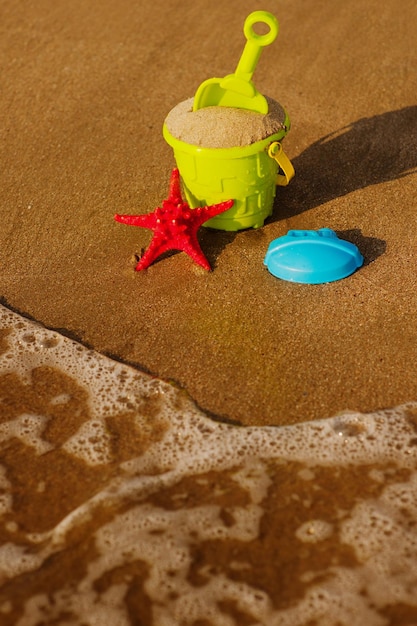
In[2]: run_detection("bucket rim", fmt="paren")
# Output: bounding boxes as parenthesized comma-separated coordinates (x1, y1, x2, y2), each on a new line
(163, 110, 291, 159)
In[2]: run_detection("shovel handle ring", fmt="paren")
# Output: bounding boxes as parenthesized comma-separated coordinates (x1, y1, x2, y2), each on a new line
(244, 11, 279, 47)
(235, 12, 279, 81)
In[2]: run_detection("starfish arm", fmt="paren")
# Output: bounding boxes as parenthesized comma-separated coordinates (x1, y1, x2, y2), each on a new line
(180, 233, 211, 270)
(167, 168, 183, 205)
(192, 199, 234, 228)
(135, 235, 179, 271)
(209, 198, 235, 217)
(114, 213, 157, 229)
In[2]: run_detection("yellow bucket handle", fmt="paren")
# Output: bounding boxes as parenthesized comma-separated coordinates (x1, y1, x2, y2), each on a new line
(268, 141, 295, 186)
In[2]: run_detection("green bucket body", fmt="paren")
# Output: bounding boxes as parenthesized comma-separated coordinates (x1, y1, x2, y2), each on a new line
(163, 118, 290, 231)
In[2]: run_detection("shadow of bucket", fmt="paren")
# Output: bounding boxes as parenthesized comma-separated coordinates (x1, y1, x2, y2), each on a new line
(162, 117, 295, 231)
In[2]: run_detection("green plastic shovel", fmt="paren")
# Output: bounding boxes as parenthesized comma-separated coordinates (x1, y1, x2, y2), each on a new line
(193, 11, 279, 114)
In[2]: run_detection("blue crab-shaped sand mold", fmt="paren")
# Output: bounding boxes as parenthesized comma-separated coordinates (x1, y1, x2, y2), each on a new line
(264, 228, 364, 284)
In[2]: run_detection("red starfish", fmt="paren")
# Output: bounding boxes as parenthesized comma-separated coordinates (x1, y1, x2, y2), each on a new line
(114, 168, 234, 271)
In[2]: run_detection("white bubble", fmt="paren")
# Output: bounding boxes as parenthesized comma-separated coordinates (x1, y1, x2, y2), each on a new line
(295, 519, 334, 543)
(63, 419, 112, 466)
(0, 414, 53, 455)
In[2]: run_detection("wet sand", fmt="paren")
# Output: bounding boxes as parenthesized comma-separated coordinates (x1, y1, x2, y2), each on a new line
(1, 304, 417, 625)
(1, 1, 417, 621)
(1, 0, 417, 427)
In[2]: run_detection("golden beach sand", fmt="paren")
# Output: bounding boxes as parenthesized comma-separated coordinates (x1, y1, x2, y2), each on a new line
(1, 0, 417, 622)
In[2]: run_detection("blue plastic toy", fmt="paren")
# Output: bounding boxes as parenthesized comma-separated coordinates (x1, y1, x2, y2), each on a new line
(264, 228, 364, 284)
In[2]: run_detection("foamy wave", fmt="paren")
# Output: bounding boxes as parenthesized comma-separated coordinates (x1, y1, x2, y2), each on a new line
(1, 303, 417, 625)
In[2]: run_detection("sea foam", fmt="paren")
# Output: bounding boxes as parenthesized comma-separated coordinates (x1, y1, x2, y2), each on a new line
(1, 303, 417, 625)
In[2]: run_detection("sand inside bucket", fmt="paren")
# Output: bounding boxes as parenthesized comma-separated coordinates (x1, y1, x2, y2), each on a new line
(164, 96, 287, 149)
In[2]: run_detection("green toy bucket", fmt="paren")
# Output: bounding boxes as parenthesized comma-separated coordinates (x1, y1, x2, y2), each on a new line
(162, 117, 294, 231)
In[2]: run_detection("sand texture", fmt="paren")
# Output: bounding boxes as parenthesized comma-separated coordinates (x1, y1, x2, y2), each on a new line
(165, 96, 287, 147)
(3, 306, 417, 625)
(1, 0, 417, 429)
(2, 1, 417, 623)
